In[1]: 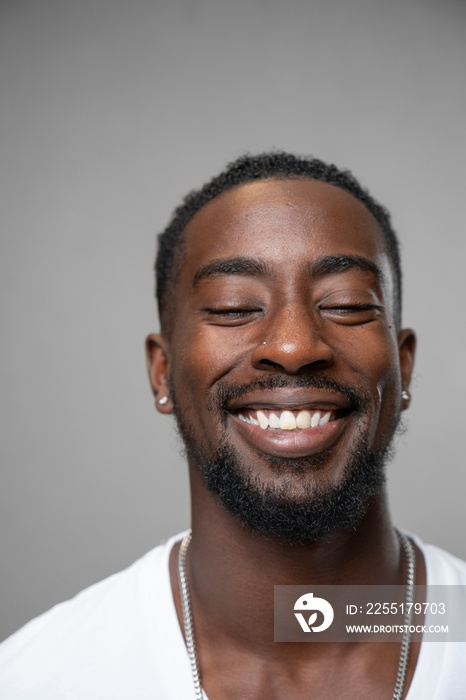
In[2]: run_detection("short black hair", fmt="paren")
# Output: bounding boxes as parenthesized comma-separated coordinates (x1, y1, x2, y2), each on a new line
(155, 151, 402, 330)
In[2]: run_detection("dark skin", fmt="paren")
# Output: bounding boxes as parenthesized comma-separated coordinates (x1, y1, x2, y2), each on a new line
(147, 178, 420, 699)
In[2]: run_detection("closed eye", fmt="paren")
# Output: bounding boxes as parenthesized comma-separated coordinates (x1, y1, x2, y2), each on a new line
(319, 304, 383, 324)
(208, 308, 260, 314)
(205, 308, 263, 324)
(322, 304, 382, 313)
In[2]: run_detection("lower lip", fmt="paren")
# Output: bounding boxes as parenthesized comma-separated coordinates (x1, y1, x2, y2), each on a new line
(229, 413, 350, 458)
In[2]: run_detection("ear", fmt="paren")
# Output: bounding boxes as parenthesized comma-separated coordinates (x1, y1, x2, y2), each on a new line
(398, 328, 416, 409)
(145, 333, 173, 414)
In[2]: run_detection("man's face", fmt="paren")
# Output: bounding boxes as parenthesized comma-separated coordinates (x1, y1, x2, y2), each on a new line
(148, 178, 415, 539)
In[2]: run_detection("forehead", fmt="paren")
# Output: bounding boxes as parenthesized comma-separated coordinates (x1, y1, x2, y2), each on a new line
(180, 178, 389, 276)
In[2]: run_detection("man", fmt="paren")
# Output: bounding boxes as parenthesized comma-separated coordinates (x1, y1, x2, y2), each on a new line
(1, 152, 465, 698)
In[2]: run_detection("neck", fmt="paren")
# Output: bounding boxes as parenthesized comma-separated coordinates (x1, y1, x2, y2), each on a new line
(179, 470, 402, 651)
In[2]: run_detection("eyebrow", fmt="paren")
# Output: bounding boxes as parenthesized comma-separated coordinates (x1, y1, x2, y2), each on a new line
(192, 253, 385, 287)
(192, 256, 270, 287)
(310, 255, 385, 283)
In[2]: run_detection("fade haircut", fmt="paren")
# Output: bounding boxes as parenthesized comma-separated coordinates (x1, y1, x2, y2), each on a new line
(155, 152, 402, 331)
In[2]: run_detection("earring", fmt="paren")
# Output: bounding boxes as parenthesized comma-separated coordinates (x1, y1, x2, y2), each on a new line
(158, 396, 168, 405)
(262, 341, 267, 345)
(401, 390, 410, 401)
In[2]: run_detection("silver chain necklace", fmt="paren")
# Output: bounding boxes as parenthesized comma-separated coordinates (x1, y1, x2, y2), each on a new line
(178, 528, 415, 700)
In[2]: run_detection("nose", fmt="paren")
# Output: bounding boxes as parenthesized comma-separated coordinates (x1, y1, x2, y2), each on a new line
(251, 304, 334, 374)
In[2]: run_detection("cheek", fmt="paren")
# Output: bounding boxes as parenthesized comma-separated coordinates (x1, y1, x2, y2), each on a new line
(334, 328, 402, 430)
(168, 328, 242, 414)
(367, 345, 403, 443)
(368, 332, 403, 400)
(173, 326, 249, 386)
(334, 325, 400, 383)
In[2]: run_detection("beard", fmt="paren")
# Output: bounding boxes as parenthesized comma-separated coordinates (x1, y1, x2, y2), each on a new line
(171, 374, 399, 544)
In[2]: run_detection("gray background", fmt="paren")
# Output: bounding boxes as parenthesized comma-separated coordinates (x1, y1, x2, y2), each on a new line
(1, 0, 465, 642)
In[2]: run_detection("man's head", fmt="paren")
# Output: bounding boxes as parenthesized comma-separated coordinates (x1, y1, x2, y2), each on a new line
(147, 153, 415, 543)
(155, 152, 403, 335)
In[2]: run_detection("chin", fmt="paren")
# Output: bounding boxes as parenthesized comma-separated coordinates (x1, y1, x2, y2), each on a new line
(194, 439, 393, 544)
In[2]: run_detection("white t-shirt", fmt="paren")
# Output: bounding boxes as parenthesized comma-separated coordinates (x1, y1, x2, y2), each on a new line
(0, 532, 465, 699)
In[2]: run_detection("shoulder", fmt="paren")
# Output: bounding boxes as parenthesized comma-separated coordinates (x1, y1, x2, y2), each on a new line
(412, 535, 466, 585)
(397, 535, 466, 699)
(0, 532, 187, 699)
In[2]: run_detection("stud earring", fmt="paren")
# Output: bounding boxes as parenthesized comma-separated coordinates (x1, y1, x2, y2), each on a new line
(158, 396, 168, 405)
(401, 390, 410, 401)
(262, 341, 267, 345)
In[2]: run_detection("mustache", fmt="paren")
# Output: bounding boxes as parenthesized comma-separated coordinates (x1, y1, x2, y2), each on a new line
(213, 374, 369, 413)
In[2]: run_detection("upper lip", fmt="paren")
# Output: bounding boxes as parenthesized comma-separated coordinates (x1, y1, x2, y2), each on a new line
(226, 388, 354, 413)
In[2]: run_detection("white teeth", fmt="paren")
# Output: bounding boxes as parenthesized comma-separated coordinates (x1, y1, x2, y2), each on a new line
(296, 410, 312, 429)
(256, 410, 269, 430)
(238, 412, 259, 426)
(319, 411, 331, 426)
(238, 409, 334, 430)
(268, 412, 281, 428)
(279, 410, 296, 430)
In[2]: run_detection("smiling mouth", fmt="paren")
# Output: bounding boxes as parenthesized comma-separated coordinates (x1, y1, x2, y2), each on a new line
(220, 387, 360, 460)
(235, 408, 341, 431)
(228, 404, 352, 459)
(220, 381, 362, 460)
